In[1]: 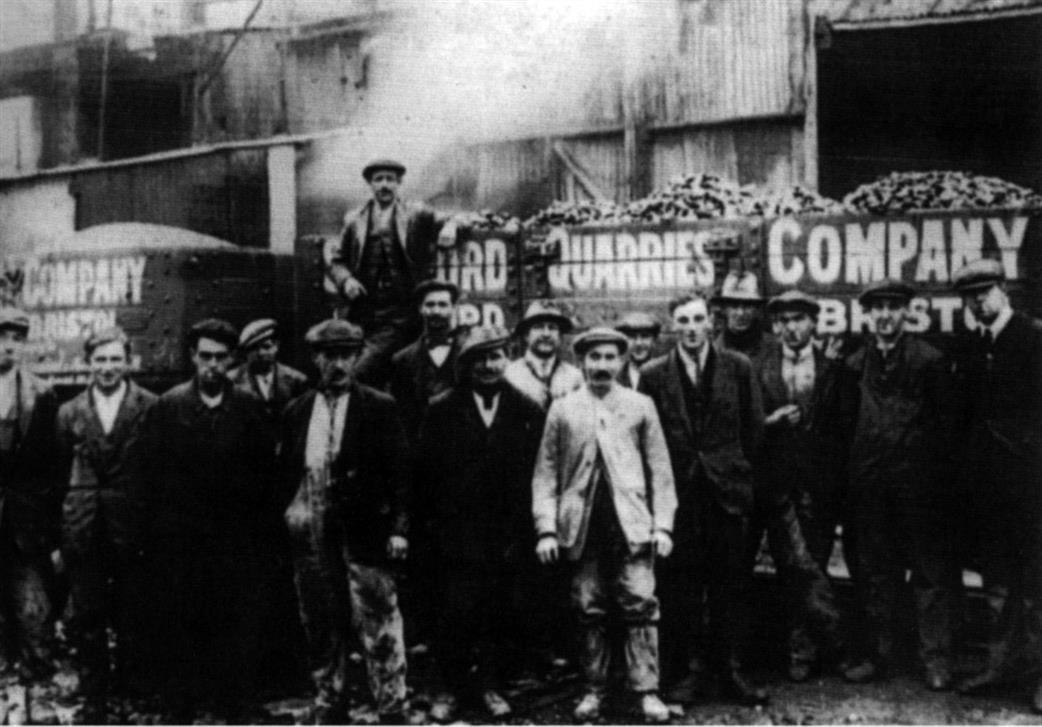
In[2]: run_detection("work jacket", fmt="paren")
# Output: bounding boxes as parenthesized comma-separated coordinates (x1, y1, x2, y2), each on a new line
(227, 362, 309, 421)
(55, 381, 157, 554)
(531, 384, 676, 560)
(504, 355, 584, 412)
(390, 334, 461, 445)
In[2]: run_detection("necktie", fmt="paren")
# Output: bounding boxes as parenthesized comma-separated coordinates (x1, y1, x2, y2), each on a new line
(980, 329, 994, 348)
(325, 394, 340, 465)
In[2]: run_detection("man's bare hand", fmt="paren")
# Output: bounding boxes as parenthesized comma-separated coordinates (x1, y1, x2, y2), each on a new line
(652, 531, 673, 558)
(823, 335, 843, 361)
(766, 404, 802, 427)
(535, 535, 559, 565)
(340, 277, 367, 301)
(387, 535, 409, 560)
(436, 220, 460, 249)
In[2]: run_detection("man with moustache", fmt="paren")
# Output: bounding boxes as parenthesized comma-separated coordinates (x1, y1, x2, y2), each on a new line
(55, 327, 156, 722)
(639, 293, 768, 705)
(417, 326, 544, 720)
(0, 307, 60, 678)
(713, 271, 774, 374)
(390, 280, 462, 445)
(141, 319, 276, 719)
(758, 291, 845, 682)
(950, 260, 1042, 713)
(615, 311, 661, 389)
(504, 301, 583, 411)
(532, 327, 676, 723)
(836, 281, 955, 689)
(279, 320, 410, 724)
(328, 159, 463, 384)
(228, 318, 309, 420)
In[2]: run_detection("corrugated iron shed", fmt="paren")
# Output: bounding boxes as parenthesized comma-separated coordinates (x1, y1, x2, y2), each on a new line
(823, 0, 1042, 27)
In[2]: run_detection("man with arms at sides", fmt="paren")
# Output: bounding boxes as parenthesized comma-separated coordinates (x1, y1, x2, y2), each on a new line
(758, 291, 846, 682)
(835, 281, 955, 690)
(950, 260, 1042, 713)
(140, 319, 276, 720)
(228, 318, 309, 420)
(280, 320, 411, 724)
(614, 311, 661, 390)
(417, 325, 544, 721)
(327, 159, 463, 385)
(0, 307, 60, 679)
(639, 293, 768, 706)
(532, 327, 676, 723)
(55, 327, 156, 723)
(504, 301, 583, 411)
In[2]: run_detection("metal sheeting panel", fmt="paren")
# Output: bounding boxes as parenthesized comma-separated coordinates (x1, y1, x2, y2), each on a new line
(636, 0, 805, 126)
(824, 0, 1042, 25)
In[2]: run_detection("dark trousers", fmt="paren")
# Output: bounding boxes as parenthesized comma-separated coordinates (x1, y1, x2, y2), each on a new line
(658, 497, 750, 681)
(745, 483, 843, 668)
(347, 303, 417, 387)
(63, 530, 145, 699)
(852, 483, 954, 671)
(0, 532, 54, 676)
(149, 533, 264, 710)
(437, 561, 514, 696)
(970, 438, 1042, 676)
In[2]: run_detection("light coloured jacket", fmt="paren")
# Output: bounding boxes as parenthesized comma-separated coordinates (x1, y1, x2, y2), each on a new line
(504, 356, 583, 412)
(532, 384, 677, 559)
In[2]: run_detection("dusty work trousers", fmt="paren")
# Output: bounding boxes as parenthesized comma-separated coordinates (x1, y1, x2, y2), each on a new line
(286, 493, 407, 715)
(0, 531, 53, 676)
(852, 482, 954, 671)
(347, 303, 416, 387)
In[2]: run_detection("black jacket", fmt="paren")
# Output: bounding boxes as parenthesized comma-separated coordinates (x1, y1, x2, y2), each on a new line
(279, 383, 411, 564)
(416, 384, 544, 565)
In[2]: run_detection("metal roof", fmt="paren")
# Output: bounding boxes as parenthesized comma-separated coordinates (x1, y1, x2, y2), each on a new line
(822, 0, 1042, 28)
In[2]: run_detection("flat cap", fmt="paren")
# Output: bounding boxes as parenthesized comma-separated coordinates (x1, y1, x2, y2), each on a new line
(305, 319, 364, 350)
(572, 327, 629, 357)
(712, 271, 764, 305)
(362, 159, 406, 181)
(0, 307, 30, 334)
(952, 258, 1006, 293)
(857, 279, 916, 306)
(188, 318, 238, 349)
(414, 278, 460, 304)
(239, 318, 277, 350)
(457, 325, 510, 366)
(615, 311, 661, 336)
(516, 301, 573, 336)
(84, 326, 128, 357)
(767, 290, 821, 317)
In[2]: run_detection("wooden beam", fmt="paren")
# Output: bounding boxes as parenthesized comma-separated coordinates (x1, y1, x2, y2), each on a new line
(551, 141, 610, 203)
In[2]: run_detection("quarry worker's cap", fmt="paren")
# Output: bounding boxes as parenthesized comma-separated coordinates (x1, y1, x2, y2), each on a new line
(951, 259, 1006, 293)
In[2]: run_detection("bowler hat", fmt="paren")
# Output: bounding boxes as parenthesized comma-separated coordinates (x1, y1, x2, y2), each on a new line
(188, 318, 238, 349)
(572, 327, 629, 357)
(305, 319, 364, 351)
(712, 271, 764, 305)
(239, 318, 277, 350)
(457, 325, 510, 367)
(362, 159, 406, 181)
(0, 307, 30, 334)
(414, 279, 460, 305)
(952, 259, 1006, 293)
(615, 311, 661, 336)
(515, 301, 573, 336)
(767, 290, 821, 317)
(857, 279, 916, 307)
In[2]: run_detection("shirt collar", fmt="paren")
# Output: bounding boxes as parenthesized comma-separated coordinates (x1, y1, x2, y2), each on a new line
(524, 350, 557, 379)
(985, 305, 1013, 340)
(676, 342, 709, 373)
(783, 343, 814, 362)
(92, 380, 127, 404)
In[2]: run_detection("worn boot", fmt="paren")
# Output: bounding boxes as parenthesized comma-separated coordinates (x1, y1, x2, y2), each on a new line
(573, 690, 604, 722)
(639, 692, 671, 723)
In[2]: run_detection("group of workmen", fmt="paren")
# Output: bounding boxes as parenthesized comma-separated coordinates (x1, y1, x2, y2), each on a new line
(0, 158, 1037, 725)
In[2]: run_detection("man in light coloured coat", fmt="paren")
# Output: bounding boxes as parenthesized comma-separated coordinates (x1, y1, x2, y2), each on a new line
(532, 327, 677, 723)
(504, 301, 583, 411)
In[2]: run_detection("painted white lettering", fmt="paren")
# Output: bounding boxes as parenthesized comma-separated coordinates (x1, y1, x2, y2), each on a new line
(460, 241, 484, 292)
(887, 222, 918, 279)
(932, 297, 962, 333)
(615, 233, 640, 290)
(949, 218, 983, 273)
(767, 218, 803, 285)
(915, 220, 948, 282)
(807, 225, 842, 285)
(592, 234, 616, 290)
(637, 233, 664, 289)
(987, 217, 1026, 278)
(845, 222, 886, 284)
(817, 298, 846, 335)
(483, 238, 507, 292)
